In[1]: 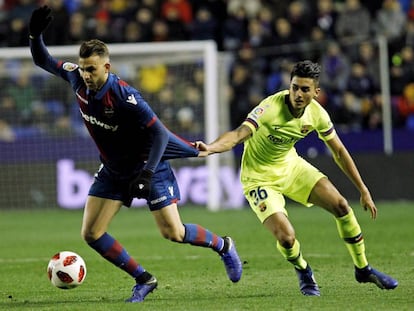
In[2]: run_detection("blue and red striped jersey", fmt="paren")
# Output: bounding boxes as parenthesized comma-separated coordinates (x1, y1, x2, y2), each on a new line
(30, 36, 199, 174)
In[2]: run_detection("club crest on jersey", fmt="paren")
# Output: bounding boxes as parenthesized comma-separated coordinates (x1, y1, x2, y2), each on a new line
(62, 62, 78, 72)
(300, 125, 311, 134)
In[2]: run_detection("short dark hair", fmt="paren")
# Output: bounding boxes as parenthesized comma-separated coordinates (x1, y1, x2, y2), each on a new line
(79, 39, 109, 59)
(290, 60, 321, 83)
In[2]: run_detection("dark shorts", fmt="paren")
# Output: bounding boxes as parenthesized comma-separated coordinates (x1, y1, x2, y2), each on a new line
(88, 161, 180, 211)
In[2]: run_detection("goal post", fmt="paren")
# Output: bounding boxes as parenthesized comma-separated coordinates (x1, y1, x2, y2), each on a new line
(0, 40, 225, 211)
(202, 41, 221, 211)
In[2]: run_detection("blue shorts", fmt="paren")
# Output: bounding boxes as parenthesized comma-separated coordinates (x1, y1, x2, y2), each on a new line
(88, 161, 180, 211)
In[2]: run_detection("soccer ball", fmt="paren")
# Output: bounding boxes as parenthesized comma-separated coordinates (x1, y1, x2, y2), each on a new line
(47, 251, 87, 289)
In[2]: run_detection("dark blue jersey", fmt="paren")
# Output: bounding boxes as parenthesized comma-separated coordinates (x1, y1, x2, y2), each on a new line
(30, 36, 199, 174)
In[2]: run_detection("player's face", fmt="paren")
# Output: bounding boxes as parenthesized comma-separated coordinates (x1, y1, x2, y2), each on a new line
(288, 76, 320, 112)
(78, 54, 110, 91)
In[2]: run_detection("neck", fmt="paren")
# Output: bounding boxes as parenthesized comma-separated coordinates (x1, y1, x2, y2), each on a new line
(290, 107, 304, 118)
(285, 95, 304, 118)
(95, 73, 109, 91)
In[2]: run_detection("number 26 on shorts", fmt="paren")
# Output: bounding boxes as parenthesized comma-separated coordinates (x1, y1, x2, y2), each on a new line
(249, 186, 268, 206)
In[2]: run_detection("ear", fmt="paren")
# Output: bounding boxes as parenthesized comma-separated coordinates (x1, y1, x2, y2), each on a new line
(104, 62, 111, 72)
(314, 87, 321, 98)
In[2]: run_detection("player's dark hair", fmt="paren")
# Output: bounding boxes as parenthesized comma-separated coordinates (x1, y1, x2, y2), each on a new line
(290, 60, 321, 84)
(79, 39, 109, 59)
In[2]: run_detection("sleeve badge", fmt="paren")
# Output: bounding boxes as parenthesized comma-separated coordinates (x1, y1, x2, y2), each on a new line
(62, 62, 79, 71)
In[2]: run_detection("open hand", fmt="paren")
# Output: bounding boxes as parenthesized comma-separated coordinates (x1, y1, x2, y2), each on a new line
(360, 190, 377, 219)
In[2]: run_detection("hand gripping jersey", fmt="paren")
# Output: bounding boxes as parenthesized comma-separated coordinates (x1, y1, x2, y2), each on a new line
(241, 90, 336, 180)
(30, 36, 199, 174)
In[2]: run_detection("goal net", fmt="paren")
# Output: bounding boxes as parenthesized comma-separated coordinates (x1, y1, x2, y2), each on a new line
(0, 41, 236, 211)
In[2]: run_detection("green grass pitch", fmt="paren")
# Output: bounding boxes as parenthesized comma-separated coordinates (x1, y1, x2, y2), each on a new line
(0, 202, 413, 310)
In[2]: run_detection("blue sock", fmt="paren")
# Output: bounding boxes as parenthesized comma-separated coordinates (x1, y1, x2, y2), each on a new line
(183, 223, 224, 253)
(88, 232, 145, 278)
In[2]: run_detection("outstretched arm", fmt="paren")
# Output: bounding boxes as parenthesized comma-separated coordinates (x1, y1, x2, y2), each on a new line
(325, 135, 377, 219)
(196, 124, 252, 157)
(29, 6, 61, 75)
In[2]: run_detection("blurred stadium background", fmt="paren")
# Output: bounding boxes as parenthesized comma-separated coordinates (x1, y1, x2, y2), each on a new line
(0, 0, 413, 210)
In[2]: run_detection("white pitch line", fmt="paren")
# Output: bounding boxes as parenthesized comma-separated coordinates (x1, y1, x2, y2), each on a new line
(0, 252, 352, 264)
(0, 257, 50, 263)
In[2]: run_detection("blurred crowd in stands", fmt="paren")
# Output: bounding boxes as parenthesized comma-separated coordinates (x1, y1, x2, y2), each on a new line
(1, 0, 414, 142)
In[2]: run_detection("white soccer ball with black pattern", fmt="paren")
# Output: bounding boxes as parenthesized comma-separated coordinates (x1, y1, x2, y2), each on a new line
(47, 251, 87, 289)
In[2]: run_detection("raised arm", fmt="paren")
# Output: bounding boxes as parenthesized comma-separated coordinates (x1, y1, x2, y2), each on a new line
(196, 124, 252, 157)
(29, 6, 61, 75)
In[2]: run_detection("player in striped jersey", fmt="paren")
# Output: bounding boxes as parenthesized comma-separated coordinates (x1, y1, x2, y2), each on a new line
(28, 6, 242, 303)
(197, 60, 397, 295)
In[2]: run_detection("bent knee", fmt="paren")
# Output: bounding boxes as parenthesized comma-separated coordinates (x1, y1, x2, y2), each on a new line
(278, 235, 296, 249)
(81, 231, 95, 244)
(160, 228, 184, 242)
(273, 226, 296, 248)
(333, 197, 350, 217)
(81, 228, 104, 244)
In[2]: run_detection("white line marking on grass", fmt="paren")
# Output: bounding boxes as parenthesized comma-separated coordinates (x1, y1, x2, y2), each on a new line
(307, 253, 341, 258)
(0, 257, 50, 263)
(0, 252, 338, 264)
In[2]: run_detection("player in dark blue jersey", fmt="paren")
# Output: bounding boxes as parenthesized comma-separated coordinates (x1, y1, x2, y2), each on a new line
(29, 6, 242, 303)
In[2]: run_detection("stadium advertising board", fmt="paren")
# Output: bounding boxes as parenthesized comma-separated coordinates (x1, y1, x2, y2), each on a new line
(57, 159, 245, 209)
(1, 132, 413, 209)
